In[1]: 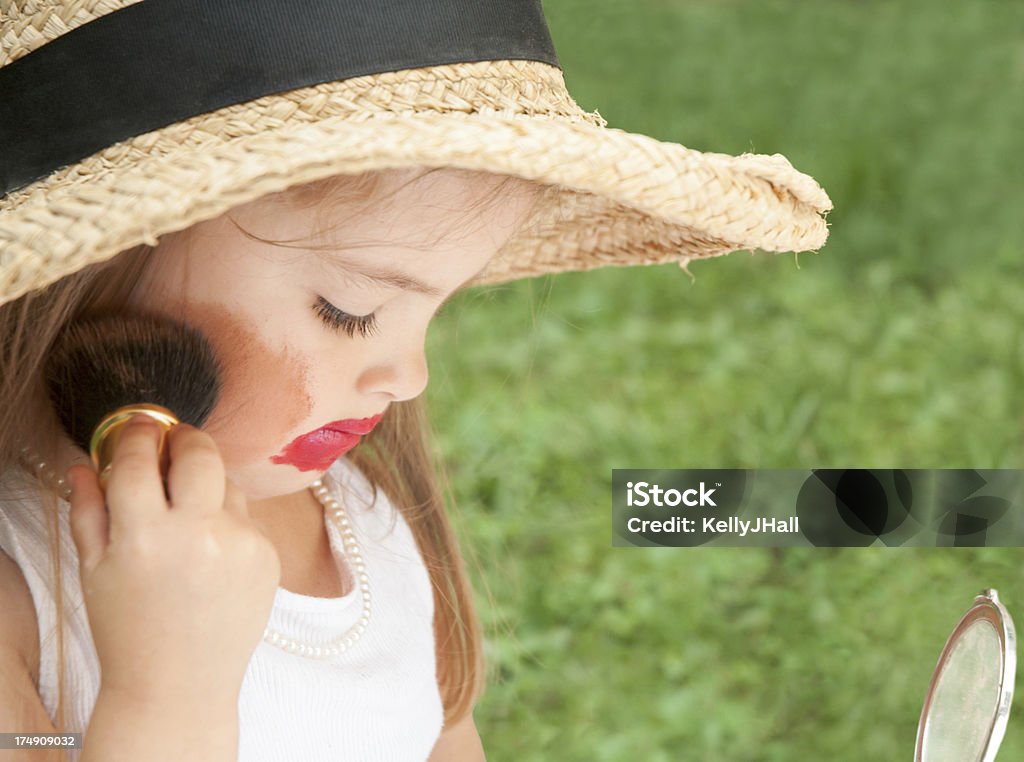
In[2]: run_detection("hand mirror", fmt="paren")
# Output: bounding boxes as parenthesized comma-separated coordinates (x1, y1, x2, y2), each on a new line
(915, 588, 1016, 762)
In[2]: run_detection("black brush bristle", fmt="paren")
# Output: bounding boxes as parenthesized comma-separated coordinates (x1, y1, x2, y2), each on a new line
(43, 312, 222, 454)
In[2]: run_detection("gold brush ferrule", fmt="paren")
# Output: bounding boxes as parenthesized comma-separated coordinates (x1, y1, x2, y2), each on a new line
(90, 403, 179, 492)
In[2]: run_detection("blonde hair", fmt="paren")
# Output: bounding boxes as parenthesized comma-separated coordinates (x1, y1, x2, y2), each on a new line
(0, 166, 550, 730)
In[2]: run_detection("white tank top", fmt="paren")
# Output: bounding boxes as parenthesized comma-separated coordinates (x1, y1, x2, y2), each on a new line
(0, 456, 444, 761)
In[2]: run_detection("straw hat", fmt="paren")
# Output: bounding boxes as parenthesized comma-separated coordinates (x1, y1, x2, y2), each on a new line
(0, 0, 832, 310)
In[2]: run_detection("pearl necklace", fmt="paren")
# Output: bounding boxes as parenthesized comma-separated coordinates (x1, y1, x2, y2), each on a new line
(19, 444, 372, 661)
(269, 476, 373, 660)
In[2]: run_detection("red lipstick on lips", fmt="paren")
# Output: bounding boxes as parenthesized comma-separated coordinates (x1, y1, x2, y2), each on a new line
(270, 413, 385, 472)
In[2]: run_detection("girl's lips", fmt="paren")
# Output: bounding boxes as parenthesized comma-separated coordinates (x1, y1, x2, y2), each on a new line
(270, 413, 385, 472)
(321, 413, 385, 436)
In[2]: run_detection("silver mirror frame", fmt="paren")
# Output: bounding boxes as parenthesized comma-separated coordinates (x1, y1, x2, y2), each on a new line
(915, 588, 1016, 762)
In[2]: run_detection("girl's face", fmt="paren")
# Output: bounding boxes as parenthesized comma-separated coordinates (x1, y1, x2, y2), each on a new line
(118, 169, 538, 501)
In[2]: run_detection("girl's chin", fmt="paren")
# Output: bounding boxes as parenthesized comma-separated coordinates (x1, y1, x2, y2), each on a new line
(227, 463, 328, 503)
(242, 478, 324, 506)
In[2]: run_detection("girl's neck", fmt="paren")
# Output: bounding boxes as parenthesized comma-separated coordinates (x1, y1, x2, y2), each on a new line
(247, 486, 343, 598)
(247, 486, 327, 542)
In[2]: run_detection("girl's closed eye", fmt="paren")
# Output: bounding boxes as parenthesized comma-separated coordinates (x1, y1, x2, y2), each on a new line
(313, 295, 380, 338)
(313, 294, 455, 339)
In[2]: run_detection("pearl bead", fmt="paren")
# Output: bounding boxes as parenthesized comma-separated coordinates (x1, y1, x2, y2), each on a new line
(21, 448, 74, 501)
(20, 447, 371, 662)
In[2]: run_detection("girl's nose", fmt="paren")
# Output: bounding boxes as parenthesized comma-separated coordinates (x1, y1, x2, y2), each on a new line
(356, 342, 429, 402)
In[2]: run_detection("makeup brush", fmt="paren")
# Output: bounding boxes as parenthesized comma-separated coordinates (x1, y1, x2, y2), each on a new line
(43, 311, 222, 495)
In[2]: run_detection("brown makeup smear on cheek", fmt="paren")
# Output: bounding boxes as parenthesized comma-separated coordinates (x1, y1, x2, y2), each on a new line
(183, 300, 313, 471)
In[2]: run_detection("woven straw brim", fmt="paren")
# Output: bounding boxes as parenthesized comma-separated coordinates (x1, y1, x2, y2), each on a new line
(0, 60, 832, 308)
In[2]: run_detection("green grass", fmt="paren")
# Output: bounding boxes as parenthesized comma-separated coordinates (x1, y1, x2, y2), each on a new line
(424, 1, 1024, 759)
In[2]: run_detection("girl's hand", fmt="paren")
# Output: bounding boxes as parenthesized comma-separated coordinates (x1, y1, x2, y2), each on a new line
(65, 414, 281, 706)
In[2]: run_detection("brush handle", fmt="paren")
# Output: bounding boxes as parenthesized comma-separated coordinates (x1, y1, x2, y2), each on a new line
(91, 404, 179, 496)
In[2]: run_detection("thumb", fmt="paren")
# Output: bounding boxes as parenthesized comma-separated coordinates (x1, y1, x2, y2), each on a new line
(66, 464, 108, 576)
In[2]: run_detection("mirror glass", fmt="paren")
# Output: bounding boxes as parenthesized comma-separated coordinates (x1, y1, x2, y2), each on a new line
(921, 620, 1002, 761)
(916, 588, 1016, 762)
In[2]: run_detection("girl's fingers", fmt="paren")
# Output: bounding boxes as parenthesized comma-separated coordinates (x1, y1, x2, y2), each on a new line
(162, 423, 226, 516)
(102, 415, 171, 532)
(66, 464, 109, 575)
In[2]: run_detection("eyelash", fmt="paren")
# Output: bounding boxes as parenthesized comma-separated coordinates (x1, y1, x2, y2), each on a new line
(313, 296, 380, 339)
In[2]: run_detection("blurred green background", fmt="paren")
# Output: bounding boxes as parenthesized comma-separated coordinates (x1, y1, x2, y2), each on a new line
(425, 1, 1024, 759)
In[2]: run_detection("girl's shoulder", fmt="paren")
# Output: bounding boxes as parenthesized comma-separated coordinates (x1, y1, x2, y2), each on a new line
(0, 468, 61, 686)
(327, 457, 425, 569)
(0, 545, 61, 755)
(0, 543, 40, 682)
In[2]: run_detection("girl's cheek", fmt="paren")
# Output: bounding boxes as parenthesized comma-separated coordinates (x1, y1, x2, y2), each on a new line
(181, 300, 315, 470)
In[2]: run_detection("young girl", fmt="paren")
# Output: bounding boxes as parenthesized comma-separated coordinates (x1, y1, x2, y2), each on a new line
(0, 1, 830, 760)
